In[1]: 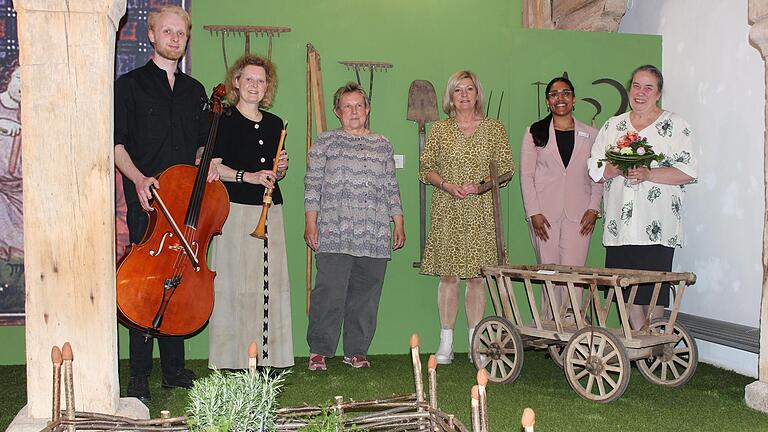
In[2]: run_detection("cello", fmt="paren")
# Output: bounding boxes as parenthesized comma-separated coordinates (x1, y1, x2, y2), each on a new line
(116, 84, 230, 337)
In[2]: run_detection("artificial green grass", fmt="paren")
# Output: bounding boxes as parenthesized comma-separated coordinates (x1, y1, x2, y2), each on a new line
(2, 352, 768, 431)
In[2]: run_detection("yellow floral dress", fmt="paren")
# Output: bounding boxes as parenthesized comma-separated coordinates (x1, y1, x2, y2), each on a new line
(419, 118, 515, 278)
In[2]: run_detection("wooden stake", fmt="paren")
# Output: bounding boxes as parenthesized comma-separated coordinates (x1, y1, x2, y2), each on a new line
(410, 334, 424, 403)
(333, 395, 344, 418)
(51, 346, 62, 423)
(62, 342, 75, 432)
(427, 355, 437, 409)
(427, 354, 438, 432)
(477, 369, 489, 432)
(160, 410, 171, 428)
(248, 341, 259, 374)
(470, 386, 481, 432)
(410, 334, 426, 430)
(521, 407, 535, 432)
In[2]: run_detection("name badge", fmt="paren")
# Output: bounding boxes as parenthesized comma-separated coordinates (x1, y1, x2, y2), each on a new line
(577, 131, 589, 138)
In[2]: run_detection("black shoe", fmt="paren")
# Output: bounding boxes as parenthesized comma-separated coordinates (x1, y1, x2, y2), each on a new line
(162, 368, 196, 389)
(127, 375, 151, 403)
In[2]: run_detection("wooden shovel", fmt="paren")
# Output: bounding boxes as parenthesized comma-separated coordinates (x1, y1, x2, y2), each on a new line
(407, 80, 439, 267)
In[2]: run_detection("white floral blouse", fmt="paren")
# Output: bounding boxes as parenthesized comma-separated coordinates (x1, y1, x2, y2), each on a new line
(588, 111, 697, 248)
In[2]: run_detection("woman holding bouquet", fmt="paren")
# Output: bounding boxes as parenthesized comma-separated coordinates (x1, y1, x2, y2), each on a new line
(520, 76, 602, 321)
(588, 65, 698, 330)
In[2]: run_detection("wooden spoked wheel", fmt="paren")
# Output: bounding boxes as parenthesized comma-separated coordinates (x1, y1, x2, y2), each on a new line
(636, 319, 698, 387)
(564, 327, 630, 403)
(548, 344, 565, 368)
(471, 316, 524, 384)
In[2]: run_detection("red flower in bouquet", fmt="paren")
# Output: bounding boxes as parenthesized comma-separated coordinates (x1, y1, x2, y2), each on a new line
(617, 131, 639, 149)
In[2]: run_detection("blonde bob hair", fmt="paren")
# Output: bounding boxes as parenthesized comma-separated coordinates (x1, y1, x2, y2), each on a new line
(224, 54, 278, 108)
(442, 70, 485, 118)
(147, 5, 192, 33)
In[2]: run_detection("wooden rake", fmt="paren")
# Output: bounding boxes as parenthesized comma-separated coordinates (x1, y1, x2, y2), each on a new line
(202, 25, 291, 71)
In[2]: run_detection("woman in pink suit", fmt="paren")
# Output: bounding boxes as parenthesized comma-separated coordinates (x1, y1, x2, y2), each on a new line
(520, 77, 602, 320)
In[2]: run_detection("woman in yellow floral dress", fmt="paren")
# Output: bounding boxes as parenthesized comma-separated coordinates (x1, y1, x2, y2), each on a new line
(420, 70, 515, 364)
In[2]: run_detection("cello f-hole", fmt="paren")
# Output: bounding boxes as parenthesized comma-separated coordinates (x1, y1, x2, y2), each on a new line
(149, 232, 173, 256)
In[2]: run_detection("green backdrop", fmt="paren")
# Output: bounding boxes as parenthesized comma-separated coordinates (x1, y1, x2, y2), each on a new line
(0, 0, 660, 365)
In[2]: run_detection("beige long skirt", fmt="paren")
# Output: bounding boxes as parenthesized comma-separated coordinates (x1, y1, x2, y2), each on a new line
(208, 203, 294, 368)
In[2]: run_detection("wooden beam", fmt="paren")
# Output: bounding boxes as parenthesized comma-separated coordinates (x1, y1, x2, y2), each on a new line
(746, 0, 768, 413)
(15, 0, 126, 418)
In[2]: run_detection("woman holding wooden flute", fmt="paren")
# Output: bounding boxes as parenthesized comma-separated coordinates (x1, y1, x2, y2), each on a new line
(209, 53, 293, 369)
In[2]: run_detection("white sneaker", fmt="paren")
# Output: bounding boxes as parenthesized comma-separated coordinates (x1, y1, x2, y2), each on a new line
(436, 328, 454, 364)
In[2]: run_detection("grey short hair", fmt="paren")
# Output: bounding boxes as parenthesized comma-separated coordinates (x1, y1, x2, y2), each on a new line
(332, 82, 370, 111)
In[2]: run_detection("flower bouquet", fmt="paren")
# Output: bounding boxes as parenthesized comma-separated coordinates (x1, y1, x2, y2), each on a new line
(598, 131, 665, 175)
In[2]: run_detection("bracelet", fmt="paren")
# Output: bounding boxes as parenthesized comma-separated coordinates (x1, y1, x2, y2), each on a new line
(235, 170, 244, 183)
(439, 179, 445, 190)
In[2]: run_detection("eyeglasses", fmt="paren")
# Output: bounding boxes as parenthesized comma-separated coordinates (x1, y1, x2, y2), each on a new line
(546, 90, 573, 98)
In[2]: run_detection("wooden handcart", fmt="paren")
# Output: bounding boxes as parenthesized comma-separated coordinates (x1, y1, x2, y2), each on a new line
(470, 162, 699, 403)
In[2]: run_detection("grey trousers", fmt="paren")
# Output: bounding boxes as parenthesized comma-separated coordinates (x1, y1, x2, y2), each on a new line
(307, 253, 388, 357)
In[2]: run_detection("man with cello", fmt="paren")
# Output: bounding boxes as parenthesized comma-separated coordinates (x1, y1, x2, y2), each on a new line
(114, 5, 219, 402)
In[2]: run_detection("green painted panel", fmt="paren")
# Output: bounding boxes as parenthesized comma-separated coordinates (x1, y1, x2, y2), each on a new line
(0, 2, 660, 365)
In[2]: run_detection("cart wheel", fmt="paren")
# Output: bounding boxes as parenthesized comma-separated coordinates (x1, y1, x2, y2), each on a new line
(471, 316, 524, 384)
(636, 318, 698, 387)
(564, 327, 630, 403)
(548, 344, 565, 369)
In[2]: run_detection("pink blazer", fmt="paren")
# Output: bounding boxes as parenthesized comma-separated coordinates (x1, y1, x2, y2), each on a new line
(520, 119, 602, 223)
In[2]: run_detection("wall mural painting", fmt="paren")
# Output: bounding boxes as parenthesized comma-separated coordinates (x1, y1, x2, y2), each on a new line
(0, 0, 188, 325)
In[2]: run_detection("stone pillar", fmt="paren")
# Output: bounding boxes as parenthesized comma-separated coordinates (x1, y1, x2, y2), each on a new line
(746, 0, 768, 413)
(10, 0, 127, 424)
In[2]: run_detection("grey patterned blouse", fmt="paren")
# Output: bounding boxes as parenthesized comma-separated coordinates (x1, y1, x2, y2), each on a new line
(304, 128, 403, 258)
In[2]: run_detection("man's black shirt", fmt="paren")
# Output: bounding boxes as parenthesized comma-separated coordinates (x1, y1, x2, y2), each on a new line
(115, 60, 209, 206)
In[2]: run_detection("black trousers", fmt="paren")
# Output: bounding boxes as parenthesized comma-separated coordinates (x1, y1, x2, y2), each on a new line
(126, 204, 185, 377)
(605, 244, 675, 307)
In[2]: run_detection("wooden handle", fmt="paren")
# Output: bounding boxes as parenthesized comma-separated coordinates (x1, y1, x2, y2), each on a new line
(250, 126, 286, 239)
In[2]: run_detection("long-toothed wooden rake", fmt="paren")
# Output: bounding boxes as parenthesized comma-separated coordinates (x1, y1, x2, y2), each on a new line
(202, 25, 291, 71)
(338, 60, 393, 127)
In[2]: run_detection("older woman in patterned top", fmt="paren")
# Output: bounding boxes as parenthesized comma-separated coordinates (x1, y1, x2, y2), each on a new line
(588, 65, 697, 330)
(420, 70, 515, 364)
(304, 82, 405, 371)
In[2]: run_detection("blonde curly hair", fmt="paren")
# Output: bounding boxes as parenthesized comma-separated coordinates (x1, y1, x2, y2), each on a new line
(224, 54, 278, 108)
